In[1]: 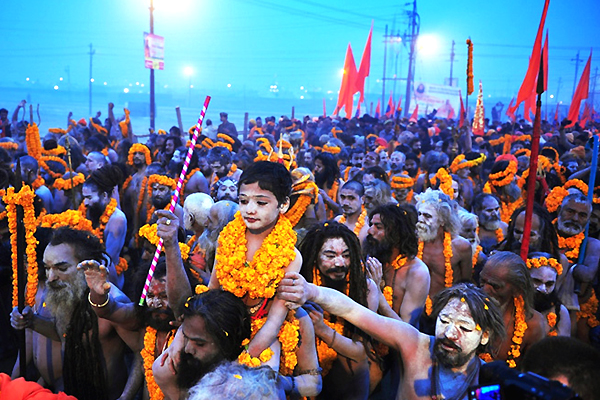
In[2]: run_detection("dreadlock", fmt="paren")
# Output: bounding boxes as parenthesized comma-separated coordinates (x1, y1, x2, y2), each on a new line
(501, 203, 561, 260)
(51, 227, 108, 400)
(84, 164, 123, 196)
(298, 221, 379, 369)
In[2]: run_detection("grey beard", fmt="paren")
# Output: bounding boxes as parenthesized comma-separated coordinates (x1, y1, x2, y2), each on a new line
(557, 219, 583, 237)
(417, 223, 438, 242)
(481, 219, 500, 231)
(45, 271, 88, 336)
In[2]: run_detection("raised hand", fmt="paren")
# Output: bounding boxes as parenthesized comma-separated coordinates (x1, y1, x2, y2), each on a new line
(78, 260, 111, 296)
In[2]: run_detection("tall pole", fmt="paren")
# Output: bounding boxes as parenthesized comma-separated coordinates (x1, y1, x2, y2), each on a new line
(382, 24, 388, 111)
(403, 0, 418, 118)
(88, 43, 94, 115)
(449, 40, 456, 86)
(149, 0, 156, 130)
(591, 67, 598, 109)
(572, 51, 583, 98)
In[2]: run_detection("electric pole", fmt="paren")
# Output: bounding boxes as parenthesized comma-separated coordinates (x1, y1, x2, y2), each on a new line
(571, 51, 584, 98)
(449, 40, 455, 86)
(89, 44, 95, 115)
(149, 0, 156, 130)
(591, 67, 598, 112)
(382, 24, 388, 108)
(403, 0, 419, 118)
(381, 27, 403, 111)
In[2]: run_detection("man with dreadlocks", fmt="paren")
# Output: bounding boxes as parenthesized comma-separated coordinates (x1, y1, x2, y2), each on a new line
(81, 165, 127, 287)
(18, 155, 53, 213)
(299, 221, 379, 400)
(279, 277, 506, 400)
(11, 227, 133, 400)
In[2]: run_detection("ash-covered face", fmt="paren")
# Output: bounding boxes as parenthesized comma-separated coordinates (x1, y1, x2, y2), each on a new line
(417, 203, 441, 242)
(317, 237, 351, 282)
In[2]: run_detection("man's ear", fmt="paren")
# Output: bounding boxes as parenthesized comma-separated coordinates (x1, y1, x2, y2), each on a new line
(480, 330, 490, 346)
(279, 196, 290, 214)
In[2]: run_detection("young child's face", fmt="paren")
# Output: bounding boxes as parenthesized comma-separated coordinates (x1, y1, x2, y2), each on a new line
(238, 182, 281, 234)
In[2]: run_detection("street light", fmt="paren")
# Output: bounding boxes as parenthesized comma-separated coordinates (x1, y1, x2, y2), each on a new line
(184, 66, 193, 106)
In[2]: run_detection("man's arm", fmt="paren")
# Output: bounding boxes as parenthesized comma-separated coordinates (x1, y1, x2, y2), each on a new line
(454, 237, 473, 282)
(156, 210, 193, 316)
(399, 262, 430, 326)
(10, 306, 61, 342)
(278, 272, 423, 356)
(573, 238, 600, 283)
(104, 211, 127, 287)
(12, 100, 26, 125)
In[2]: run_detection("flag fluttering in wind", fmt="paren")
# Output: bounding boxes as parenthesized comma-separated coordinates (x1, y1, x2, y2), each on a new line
(472, 81, 485, 136)
(409, 104, 419, 123)
(566, 51, 592, 127)
(374, 99, 381, 119)
(356, 21, 373, 104)
(506, 97, 516, 122)
(396, 96, 403, 116)
(335, 44, 358, 117)
(385, 92, 394, 118)
(509, 0, 550, 115)
(580, 103, 592, 128)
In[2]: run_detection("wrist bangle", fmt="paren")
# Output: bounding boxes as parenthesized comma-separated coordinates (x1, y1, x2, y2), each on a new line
(330, 330, 337, 348)
(88, 292, 110, 308)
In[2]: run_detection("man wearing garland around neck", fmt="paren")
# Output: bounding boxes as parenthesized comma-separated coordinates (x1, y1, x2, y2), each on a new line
(299, 221, 379, 400)
(390, 172, 415, 205)
(81, 164, 127, 288)
(472, 193, 507, 255)
(207, 146, 242, 192)
(415, 189, 472, 302)
(334, 180, 369, 242)
(527, 252, 571, 337)
(314, 152, 342, 219)
(122, 143, 152, 239)
(482, 156, 523, 224)
(18, 155, 53, 213)
(555, 192, 600, 343)
(342, 148, 365, 182)
(286, 168, 324, 236)
(479, 251, 546, 368)
(11, 227, 134, 400)
(279, 275, 506, 400)
(169, 146, 210, 202)
(142, 173, 184, 228)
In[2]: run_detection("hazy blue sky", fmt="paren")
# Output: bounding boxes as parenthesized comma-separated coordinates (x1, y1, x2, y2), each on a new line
(2, 0, 599, 128)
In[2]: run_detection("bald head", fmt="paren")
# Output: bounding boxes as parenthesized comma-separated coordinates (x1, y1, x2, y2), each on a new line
(183, 193, 214, 232)
(207, 200, 239, 233)
(85, 151, 108, 173)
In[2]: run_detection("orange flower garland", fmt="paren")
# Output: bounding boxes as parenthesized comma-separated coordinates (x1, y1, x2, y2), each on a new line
(316, 318, 345, 376)
(136, 176, 149, 220)
(25, 123, 42, 159)
(79, 198, 117, 243)
(500, 197, 523, 225)
(488, 160, 518, 188)
(285, 192, 315, 228)
(0, 141, 19, 151)
(382, 254, 408, 308)
(53, 173, 85, 191)
(141, 326, 175, 400)
(545, 186, 569, 213)
(42, 146, 67, 157)
(128, 143, 152, 166)
(507, 295, 527, 368)
(326, 179, 340, 219)
(40, 210, 94, 232)
(119, 108, 130, 138)
(450, 153, 486, 173)
(339, 207, 367, 237)
(495, 228, 504, 243)
(138, 224, 191, 261)
(121, 176, 133, 196)
(322, 144, 341, 155)
(6, 185, 38, 308)
(547, 312, 558, 336)
(216, 212, 296, 299)
(576, 290, 600, 328)
(557, 232, 585, 261)
(30, 176, 45, 191)
(442, 232, 454, 288)
(526, 256, 563, 276)
(472, 245, 482, 270)
(146, 175, 177, 222)
(431, 168, 454, 198)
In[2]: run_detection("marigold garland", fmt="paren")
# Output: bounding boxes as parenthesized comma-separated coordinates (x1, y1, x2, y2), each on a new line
(6, 185, 38, 308)
(120, 176, 133, 197)
(141, 327, 175, 400)
(495, 228, 504, 243)
(472, 245, 482, 270)
(138, 224, 190, 261)
(322, 144, 341, 155)
(326, 179, 340, 219)
(545, 186, 569, 213)
(213, 141, 233, 151)
(119, 109, 130, 138)
(128, 143, 152, 166)
(217, 133, 235, 145)
(450, 153, 486, 173)
(526, 257, 563, 276)
(488, 160, 518, 188)
(30, 176, 45, 191)
(507, 295, 527, 368)
(136, 176, 149, 220)
(339, 207, 367, 237)
(285, 191, 315, 228)
(557, 231, 585, 261)
(442, 232, 454, 288)
(343, 166, 351, 181)
(576, 290, 600, 328)
(547, 312, 558, 336)
(425, 295, 433, 316)
(79, 198, 117, 243)
(40, 210, 94, 232)
(391, 175, 413, 189)
(0, 141, 18, 150)
(431, 168, 454, 198)
(53, 173, 85, 191)
(25, 123, 42, 159)
(39, 156, 68, 180)
(500, 197, 523, 225)
(216, 212, 296, 299)
(41, 146, 67, 157)
(382, 254, 408, 308)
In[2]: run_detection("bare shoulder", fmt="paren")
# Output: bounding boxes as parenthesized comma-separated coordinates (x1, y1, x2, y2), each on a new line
(452, 235, 472, 254)
(288, 248, 302, 272)
(527, 310, 547, 341)
(406, 258, 430, 281)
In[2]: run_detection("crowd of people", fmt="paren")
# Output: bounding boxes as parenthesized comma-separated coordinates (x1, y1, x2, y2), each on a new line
(0, 97, 600, 400)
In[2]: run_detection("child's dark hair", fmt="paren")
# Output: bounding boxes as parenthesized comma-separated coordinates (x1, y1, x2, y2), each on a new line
(238, 161, 292, 205)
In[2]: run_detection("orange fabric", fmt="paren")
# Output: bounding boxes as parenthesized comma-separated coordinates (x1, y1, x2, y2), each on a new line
(0, 374, 77, 400)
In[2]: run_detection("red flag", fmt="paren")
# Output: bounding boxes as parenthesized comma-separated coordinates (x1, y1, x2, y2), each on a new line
(459, 90, 466, 127)
(385, 92, 394, 118)
(542, 31, 548, 92)
(356, 22, 373, 104)
(509, 0, 550, 114)
(336, 44, 358, 117)
(396, 96, 403, 115)
(506, 97, 516, 122)
(409, 104, 419, 123)
(566, 51, 592, 127)
(580, 103, 592, 127)
(523, 89, 536, 123)
(374, 99, 381, 119)
(553, 103, 560, 123)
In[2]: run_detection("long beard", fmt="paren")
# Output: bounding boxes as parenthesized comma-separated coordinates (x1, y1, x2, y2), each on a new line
(481, 218, 501, 231)
(176, 350, 223, 389)
(363, 235, 393, 264)
(152, 196, 170, 210)
(45, 271, 88, 334)
(416, 222, 438, 242)
(145, 308, 175, 332)
(534, 291, 558, 312)
(314, 170, 328, 188)
(87, 202, 105, 226)
(557, 219, 583, 237)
